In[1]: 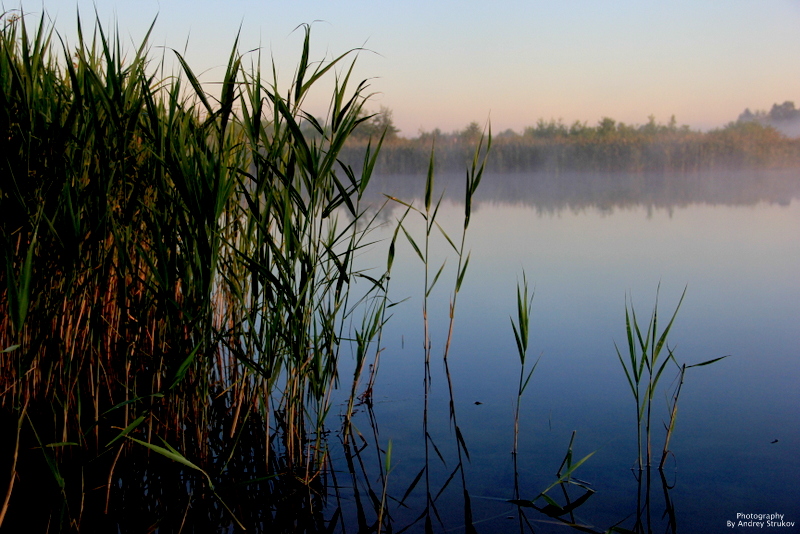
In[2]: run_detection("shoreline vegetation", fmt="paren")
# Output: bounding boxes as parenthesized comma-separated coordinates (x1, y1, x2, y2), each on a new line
(341, 108, 800, 175)
(1, 11, 407, 530)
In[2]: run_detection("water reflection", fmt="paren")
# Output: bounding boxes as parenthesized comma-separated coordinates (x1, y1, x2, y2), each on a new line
(350, 169, 799, 533)
(3, 170, 798, 532)
(367, 169, 800, 212)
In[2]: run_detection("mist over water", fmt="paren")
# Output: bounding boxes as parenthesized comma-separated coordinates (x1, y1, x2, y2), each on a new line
(366, 168, 800, 210)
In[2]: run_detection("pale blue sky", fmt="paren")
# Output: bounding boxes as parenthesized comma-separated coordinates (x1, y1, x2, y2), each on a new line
(14, 1, 800, 136)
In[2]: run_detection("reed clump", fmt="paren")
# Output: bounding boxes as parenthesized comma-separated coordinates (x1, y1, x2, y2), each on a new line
(0, 11, 394, 529)
(615, 286, 727, 472)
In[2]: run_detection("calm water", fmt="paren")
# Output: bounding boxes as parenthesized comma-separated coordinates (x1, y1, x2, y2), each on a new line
(332, 170, 800, 533)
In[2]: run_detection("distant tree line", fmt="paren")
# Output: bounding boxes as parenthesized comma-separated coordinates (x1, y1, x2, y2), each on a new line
(339, 109, 800, 174)
(738, 101, 800, 138)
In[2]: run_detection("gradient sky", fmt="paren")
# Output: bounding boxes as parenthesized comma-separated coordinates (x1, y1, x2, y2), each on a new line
(17, 0, 800, 136)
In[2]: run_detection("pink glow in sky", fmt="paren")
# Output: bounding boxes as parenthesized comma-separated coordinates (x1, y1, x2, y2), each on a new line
(23, 0, 800, 136)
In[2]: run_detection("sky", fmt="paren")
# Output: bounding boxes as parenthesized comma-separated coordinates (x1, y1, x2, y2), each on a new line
(9, 0, 800, 137)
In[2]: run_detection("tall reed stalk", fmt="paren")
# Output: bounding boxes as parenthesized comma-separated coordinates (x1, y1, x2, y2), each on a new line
(615, 286, 685, 470)
(387, 125, 490, 533)
(510, 272, 538, 459)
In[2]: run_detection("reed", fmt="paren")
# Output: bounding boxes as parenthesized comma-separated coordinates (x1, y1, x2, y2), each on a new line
(510, 271, 539, 458)
(1, 10, 736, 532)
(0, 11, 394, 529)
(659, 352, 727, 470)
(615, 286, 726, 472)
(509, 431, 596, 531)
(614, 286, 685, 470)
(383, 123, 489, 533)
(438, 125, 490, 534)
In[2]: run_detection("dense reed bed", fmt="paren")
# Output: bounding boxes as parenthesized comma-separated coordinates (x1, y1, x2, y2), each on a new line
(0, 12, 398, 530)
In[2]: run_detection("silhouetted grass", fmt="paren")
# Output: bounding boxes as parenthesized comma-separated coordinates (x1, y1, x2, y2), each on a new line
(0, 11, 395, 529)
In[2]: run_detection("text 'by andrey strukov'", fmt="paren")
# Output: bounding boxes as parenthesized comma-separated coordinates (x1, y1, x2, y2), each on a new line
(727, 514, 794, 528)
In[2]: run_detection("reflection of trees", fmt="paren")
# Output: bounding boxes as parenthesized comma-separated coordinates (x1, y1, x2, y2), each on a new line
(360, 169, 800, 213)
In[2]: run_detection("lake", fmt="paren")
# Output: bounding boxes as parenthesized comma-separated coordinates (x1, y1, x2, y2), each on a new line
(4, 168, 796, 533)
(328, 169, 800, 533)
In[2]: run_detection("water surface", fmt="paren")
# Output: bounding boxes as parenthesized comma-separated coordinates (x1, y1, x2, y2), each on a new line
(335, 169, 800, 533)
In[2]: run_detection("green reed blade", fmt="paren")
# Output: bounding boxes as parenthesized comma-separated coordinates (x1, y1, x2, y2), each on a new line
(615, 342, 637, 398)
(105, 415, 146, 448)
(130, 437, 213, 488)
(359, 132, 385, 197)
(623, 305, 639, 382)
(537, 451, 596, 498)
(218, 34, 242, 137)
(387, 208, 410, 272)
(687, 355, 729, 368)
(425, 143, 435, 212)
(520, 356, 540, 394)
(651, 354, 675, 399)
(653, 286, 686, 365)
(426, 260, 447, 298)
(4, 221, 38, 332)
(168, 342, 203, 389)
(171, 50, 214, 121)
(455, 252, 471, 293)
(401, 224, 425, 263)
(435, 221, 459, 254)
(429, 191, 446, 231)
(511, 321, 524, 363)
